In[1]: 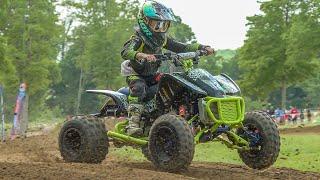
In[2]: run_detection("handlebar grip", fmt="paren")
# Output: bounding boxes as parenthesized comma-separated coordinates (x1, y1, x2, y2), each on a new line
(198, 50, 208, 56)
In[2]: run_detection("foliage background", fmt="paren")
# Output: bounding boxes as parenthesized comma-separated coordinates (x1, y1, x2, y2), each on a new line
(0, 0, 319, 122)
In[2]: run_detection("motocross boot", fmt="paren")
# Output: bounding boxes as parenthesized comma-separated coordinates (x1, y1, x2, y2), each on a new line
(127, 104, 144, 137)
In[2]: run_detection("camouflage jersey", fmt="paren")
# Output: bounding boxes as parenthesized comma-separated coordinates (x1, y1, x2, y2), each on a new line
(121, 31, 206, 77)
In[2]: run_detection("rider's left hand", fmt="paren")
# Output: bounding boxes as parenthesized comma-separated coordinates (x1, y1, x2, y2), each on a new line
(204, 46, 215, 56)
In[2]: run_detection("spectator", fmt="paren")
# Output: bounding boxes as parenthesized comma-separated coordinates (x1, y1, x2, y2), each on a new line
(290, 106, 298, 124)
(268, 107, 275, 116)
(299, 109, 304, 123)
(274, 108, 285, 124)
(307, 109, 312, 123)
(317, 105, 320, 117)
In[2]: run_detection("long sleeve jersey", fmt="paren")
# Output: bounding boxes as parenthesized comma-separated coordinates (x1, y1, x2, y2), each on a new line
(121, 34, 205, 76)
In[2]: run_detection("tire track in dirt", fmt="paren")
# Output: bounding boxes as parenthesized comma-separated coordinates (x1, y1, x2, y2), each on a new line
(0, 127, 319, 179)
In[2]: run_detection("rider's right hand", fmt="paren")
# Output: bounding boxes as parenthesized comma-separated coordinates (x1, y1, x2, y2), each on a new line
(203, 46, 215, 56)
(136, 53, 157, 62)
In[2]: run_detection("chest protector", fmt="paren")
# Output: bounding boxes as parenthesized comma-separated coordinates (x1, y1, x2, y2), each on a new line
(121, 36, 167, 77)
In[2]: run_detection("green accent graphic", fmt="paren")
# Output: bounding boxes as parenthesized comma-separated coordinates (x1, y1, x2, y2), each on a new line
(193, 96, 248, 150)
(205, 96, 245, 126)
(108, 120, 148, 146)
(182, 59, 194, 72)
(126, 50, 138, 60)
(128, 95, 139, 103)
(107, 131, 148, 146)
(138, 19, 152, 37)
(115, 120, 128, 134)
(143, 2, 157, 18)
(127, 75, 140, 81)
(108, 96, 249, 150)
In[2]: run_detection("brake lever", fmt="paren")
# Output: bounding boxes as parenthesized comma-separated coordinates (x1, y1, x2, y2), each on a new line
(172, 56, 181, 66)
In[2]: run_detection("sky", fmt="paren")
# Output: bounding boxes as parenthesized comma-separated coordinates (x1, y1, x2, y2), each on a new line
(148, 0, 261, 50)
(57, 0, 262, 50)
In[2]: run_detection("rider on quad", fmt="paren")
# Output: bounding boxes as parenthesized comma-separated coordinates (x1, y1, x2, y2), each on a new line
(121, 0, 215, 136)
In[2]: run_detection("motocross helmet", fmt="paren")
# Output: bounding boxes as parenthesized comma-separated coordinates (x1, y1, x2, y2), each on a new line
(137, 1, 176, 50)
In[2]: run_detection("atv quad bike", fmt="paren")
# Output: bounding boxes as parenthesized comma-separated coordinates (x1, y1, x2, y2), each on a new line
(59, 51, 280, 172)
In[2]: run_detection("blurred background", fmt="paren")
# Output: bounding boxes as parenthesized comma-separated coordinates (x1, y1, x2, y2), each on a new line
(0, 0, 319, 128)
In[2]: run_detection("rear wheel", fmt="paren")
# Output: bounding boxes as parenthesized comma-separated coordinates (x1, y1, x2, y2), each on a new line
(237, 111, 280, 169)
(148, 114, 194, 172)
(141, 146, 152, 161)
(59, 116, 109, 163)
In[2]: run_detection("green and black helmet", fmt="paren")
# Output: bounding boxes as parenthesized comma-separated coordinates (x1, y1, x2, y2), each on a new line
(137, 1, 176, 50)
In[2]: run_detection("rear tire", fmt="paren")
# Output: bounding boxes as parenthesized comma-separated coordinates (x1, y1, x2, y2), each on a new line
(141, 146, 152, 161)
(237, 111, 280, 169)
(148, 114, 194, 172)
(59, 116, 109, 163)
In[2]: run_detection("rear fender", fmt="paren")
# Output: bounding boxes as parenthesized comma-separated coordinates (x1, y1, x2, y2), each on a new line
(86, 90, 128, 117)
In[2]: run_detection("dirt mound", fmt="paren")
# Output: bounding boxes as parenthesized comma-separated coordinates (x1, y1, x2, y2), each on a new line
(280, 125, 320, 135)
(0, 126, 319, 179)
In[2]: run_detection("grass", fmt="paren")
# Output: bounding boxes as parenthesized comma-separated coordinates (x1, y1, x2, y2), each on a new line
(276, 135, 320, 171)
(109, 134, 320, 173)
(314, 117, 320, 125)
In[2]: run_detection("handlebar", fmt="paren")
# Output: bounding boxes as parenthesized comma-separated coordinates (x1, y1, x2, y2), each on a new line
(138, 50, 207, 67)
(153, 50, 207, 62)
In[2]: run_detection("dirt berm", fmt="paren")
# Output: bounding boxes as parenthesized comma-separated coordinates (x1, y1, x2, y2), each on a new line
(0, 126, 319, 180)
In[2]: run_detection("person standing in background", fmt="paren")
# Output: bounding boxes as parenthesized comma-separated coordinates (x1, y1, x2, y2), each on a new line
(11, 83, 28, 140)
(307, 109, 312, 123)
(299, 109, 304, 123)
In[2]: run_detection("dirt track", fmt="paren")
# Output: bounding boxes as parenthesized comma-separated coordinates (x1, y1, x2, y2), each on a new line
(280, 124, 320, 135)
(0, 126, 320, 180)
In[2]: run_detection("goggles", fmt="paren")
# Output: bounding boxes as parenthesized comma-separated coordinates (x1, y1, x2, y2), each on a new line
(146, 19, 170, 33)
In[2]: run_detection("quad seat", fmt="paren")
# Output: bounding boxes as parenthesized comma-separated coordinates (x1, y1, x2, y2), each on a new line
(117, 87, 130, 96)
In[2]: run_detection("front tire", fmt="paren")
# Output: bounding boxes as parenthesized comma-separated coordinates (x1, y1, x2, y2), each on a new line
(237, 111, 280, 169)
(58, 116, 109, 163)
(148, 114, 194, 172)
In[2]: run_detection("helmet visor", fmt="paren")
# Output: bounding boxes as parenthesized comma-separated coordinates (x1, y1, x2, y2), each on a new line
(148, 19, 170, 33)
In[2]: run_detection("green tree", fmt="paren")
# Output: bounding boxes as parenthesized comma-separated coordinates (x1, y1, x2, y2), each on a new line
(1, 0, 63, 119)
(54, 0, 140, 114)
(297, 72, 320, 108)
(169, 16, 196, 43)
(56, 0, 203, 114)
(0, 38, 19, 94)
(198, 49, 238, 79)
(238, 0, 319, 109)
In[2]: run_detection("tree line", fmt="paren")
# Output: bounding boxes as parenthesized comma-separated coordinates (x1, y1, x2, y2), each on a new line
(0, 0, 319, 122)
(200, 0, 320, 110)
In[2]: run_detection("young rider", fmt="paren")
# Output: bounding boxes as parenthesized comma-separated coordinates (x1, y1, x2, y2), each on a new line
(121, 1, 215, 136)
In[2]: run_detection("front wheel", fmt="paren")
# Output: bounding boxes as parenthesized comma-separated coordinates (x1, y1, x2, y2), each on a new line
(148, 114, 194, 172)
(237, 111, 280, 170)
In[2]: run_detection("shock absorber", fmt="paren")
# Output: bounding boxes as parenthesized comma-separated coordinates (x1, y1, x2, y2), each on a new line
(179, 105, 186, 117)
